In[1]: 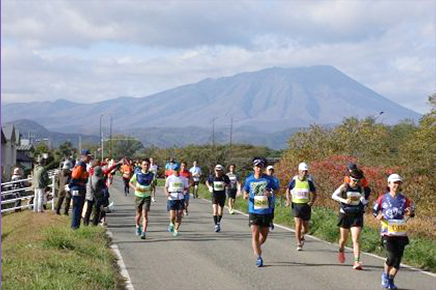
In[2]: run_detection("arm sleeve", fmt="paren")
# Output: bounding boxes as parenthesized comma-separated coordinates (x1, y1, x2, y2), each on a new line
(243, 180, 250, 193)
(288, 179, 296, 190)
(309, 180, 316, 192)
(332, 185, 347, 203)
(129, 174, 136, 184)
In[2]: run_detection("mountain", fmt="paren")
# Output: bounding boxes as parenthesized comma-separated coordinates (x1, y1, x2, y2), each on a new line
(1, 65, 421, 140)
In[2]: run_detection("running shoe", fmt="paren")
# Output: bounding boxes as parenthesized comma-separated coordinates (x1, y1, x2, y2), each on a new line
(270, 223, 274, 231)
(387, 278, 397, 290)
(229, 209, 235, 215)
(353, 262, 363, 270)
(296, 245, 303, 251)
(167, 223, 174, 233)
(173, 230, 179, 237)
(214, 224, 221, 232)
(381, 273, 389, 288)
(152, 197, 156, 202)
(338, 250, 345, 263)
(136, 225, 142, 236)
(140, 232, 146, 240)
(256, 257, 263, 267)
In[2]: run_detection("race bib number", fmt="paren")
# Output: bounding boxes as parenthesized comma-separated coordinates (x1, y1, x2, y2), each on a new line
(387, 219, 407, 236)
(213, 181, 225, 191)
(254, 195, 269, 210)
(294, 189, 309, 200)
(347, 191, 362, 205)
(136, 184, 151, 193)
(169, 182, 183, 192)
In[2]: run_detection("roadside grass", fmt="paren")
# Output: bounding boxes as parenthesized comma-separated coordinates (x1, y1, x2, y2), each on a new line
(1, 211, 125, 290)
(196, 184, 436, 272)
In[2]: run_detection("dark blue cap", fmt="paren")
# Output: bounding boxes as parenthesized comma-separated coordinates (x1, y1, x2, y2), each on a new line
(81, 149, 91, 155)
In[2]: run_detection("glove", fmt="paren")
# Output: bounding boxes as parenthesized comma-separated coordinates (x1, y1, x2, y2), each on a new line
(64, 185, 70, 192)
(208, 186, 213, 193)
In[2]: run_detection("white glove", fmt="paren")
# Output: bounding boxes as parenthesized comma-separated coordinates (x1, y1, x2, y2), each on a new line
(208, 186, 213, 193)
(64, 185, 70, 192)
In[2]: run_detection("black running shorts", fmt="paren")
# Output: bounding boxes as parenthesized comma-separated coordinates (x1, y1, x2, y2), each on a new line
(249, 213, 272, 228)
(337, 212, 364, 229)
(292, 203, 311, 221)
(212, 194, 226, 207)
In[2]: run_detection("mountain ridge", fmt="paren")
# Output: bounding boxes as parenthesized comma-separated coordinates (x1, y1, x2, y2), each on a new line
(1, 65, 421, 135)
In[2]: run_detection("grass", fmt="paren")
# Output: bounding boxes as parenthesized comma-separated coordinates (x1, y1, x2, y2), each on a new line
(196, 184, 436, 272)
(1, 211, 126, 290)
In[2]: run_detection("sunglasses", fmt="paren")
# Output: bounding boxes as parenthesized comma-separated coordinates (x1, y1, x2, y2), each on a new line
(351, 178, 361, 182)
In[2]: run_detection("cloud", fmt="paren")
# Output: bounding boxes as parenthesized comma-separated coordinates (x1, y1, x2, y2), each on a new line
(1, 0, 435, 114)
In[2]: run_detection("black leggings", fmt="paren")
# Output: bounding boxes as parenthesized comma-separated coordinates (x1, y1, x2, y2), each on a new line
(382, 236, 409, 269)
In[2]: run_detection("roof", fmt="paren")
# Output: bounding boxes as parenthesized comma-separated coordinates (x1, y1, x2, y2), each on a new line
(1, 129, 6, 144)
(17, 144, 34, 151)
(1, 124, 16, 142)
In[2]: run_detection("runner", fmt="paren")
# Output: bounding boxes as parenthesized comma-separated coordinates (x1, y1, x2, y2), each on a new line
(179, 162, 192, 216)
(226, 164, 241, 215)
(189, 160, 202, 199)
(129, 159, 155, 239)
(243, 157, 278, 267)
(373, 174, 414, 290)
(121, 158, 133, 196)
(206, 164, 230, 232)
(266, 165, 280, 230)
(344, 162, 371, 198)
(149, 157, 159, 202)
(285, 162, 317, 251)
(165, 158, 179, 177)
(332, 168, 368, 269)
(165, 169, 189, 237)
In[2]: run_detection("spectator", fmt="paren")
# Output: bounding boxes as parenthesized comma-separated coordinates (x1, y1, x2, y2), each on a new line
(55, 161, 72, 215)
(11, 167, 26, 212)
(69, 149, 93, 229)
(32, 156, 49, 213)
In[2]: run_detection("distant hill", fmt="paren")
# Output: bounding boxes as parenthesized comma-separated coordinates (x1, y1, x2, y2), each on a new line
(1, 65, 421, 148)
(7, 119, 99, 148)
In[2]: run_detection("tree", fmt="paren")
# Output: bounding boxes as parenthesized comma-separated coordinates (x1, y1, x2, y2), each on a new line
(58, 141, 76, 159)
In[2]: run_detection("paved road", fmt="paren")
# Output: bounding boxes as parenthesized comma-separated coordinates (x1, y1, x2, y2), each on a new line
(106, 178, 435, 290)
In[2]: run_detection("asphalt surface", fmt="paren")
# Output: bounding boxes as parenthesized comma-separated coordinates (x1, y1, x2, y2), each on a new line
(106, 177, 435, 290)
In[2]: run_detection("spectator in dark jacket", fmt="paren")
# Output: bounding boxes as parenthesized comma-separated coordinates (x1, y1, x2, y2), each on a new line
(55, 162, 72, 215)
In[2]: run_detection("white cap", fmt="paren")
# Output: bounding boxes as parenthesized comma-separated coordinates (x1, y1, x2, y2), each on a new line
(298, 162, 309, 171)
(266, 165, 274, 171)
(215, 164, 224, 171)
(388, 174, 403, 183)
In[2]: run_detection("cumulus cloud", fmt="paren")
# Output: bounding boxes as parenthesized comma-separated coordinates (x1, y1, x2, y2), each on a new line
(1, 0, 435, 113)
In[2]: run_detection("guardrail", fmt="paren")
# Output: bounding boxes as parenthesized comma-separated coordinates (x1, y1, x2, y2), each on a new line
(1, 170, 57, 214)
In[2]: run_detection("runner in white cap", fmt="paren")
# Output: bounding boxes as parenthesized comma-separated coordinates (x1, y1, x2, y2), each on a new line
(286, 162, 317, 251)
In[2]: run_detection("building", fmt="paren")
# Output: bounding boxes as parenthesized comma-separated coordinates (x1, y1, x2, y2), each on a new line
(16, 144, 35, 174)
(1, 124, 20, 181)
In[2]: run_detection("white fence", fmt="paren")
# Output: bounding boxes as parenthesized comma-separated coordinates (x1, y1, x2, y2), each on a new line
(1, 170, 57, 214)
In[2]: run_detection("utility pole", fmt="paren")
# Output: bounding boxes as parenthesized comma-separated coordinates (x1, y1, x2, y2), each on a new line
(100, 114, 104, 161)
(78, 135, 82, 155)
(212, 117, 216, 163)
(109, 116, 113, 158)
(229, 115, 233, 163)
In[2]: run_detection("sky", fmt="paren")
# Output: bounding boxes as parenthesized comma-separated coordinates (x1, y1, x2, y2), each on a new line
(1, 0, 435, 114)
